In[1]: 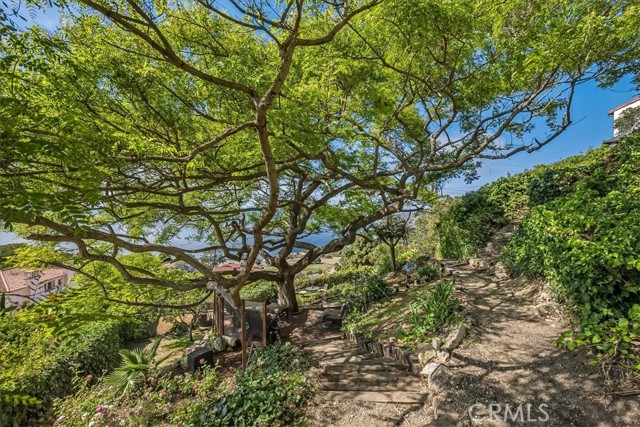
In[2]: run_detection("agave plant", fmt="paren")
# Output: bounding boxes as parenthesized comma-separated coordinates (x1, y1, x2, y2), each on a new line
(107, 338, 161, 396)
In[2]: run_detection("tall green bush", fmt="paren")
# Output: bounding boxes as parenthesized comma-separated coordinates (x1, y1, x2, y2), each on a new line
(0, 317, 126, 425)
(503, 135, 640, 365)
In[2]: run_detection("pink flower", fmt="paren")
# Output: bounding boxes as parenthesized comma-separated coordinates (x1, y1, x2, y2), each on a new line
(86, 374, 94, 381)
(54, 416, 66, 424)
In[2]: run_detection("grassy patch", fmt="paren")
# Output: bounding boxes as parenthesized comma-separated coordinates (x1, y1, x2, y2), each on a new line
(343, 279, 460, 349)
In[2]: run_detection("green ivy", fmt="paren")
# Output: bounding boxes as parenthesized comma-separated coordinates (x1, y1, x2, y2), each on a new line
(190, 343, 310, 427)
(502, 134, 640, 366)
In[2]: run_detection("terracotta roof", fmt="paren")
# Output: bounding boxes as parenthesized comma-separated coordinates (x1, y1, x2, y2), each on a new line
(608, 96, 640, 116)
(39, 269, 66, 283)
(212, 262, 263, 275)
(212, 263, 242, 275)
(0, 268, 66, 293)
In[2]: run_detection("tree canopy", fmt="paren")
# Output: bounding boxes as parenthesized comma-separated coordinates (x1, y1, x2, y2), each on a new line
(1, 0, 639, 310)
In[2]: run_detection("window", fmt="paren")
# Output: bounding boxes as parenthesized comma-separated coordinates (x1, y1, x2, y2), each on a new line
(45, 281, 53, 291)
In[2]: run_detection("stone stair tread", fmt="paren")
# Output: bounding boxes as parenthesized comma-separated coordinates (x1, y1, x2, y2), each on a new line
(316, 390, 429, 404)
(298, 337, 345, 347)
(320, 353, 380, 364)
(305, 349, 371, 359)
(321, 383, 424, 392)
(323, 370, 415, 381)
(323, 363, 410, 373)
(321, 378, 423, 392)
(349, 357, 407, 366)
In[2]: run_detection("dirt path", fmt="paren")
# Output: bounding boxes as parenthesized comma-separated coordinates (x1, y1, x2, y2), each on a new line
(287, 311, 436, 426)
(433, 263, 639, 427)
(289, 264, 639, 426)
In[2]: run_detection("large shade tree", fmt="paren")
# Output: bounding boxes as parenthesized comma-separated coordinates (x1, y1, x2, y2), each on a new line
(1, 0, 639, 311)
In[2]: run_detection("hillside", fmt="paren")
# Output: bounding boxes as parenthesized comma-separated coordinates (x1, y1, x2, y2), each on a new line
(421, 134, 640, 376)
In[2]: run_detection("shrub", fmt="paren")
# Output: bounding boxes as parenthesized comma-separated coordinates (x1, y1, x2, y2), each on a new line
(191, 343, 310, 427)
(0, 317, 125, 425)
(52, 363, 224, 427)
(295, 267, 372, 290)
(362, 274, 390, 304)
(240, 280, 278, 302)
(502, 135, 640, 367)
(401, 280, 459, 343)
(417, 263, 441, 282)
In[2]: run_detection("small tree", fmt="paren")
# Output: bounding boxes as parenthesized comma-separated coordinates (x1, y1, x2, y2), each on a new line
(373, 216, 410, 273)
(615, 105, 640, 137)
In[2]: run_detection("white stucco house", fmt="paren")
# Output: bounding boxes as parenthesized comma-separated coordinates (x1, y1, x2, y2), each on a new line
(0, 267, 74, 307)
(608, 96, 640, 139)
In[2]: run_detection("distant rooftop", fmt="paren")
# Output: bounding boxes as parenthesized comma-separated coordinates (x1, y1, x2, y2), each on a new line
(0, 267, 66, 293)
(212, 262, 264, 275)
(608, 96, 640, 116)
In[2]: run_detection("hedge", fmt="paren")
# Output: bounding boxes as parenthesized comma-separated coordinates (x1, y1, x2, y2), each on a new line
(0, 318, 130, 426)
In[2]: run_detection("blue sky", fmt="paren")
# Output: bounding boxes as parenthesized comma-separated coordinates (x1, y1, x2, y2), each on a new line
(1, 8, 638, 245)
(443, 75, 638, 195)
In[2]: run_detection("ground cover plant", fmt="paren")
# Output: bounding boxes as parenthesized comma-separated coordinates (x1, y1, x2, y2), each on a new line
(47, 342, 310, 427)
(343, 277, 460, 349)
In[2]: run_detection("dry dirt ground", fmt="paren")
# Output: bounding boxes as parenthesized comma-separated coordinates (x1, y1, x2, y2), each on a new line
(289, 265, 640, 427)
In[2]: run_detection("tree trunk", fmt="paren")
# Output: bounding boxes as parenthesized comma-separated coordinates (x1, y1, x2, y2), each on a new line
(277, 275, 299, 312)
(389, 243, 397, 272)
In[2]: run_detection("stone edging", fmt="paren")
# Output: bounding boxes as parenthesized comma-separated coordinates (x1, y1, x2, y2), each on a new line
(343, 331, 423, 374)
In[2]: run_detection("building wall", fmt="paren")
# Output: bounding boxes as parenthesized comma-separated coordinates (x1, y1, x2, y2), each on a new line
(5, 287, 31, 307)
(613, 99, 640, 136)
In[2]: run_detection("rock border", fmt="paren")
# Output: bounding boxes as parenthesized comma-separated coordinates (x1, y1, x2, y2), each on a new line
(344, 331, 423, 374)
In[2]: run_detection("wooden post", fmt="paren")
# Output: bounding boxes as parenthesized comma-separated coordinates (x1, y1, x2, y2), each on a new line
(262, 301, 268, 348)
(240, 300, 247, 370)
(218, 295, 224, 338)
(211, 294, 219, 336)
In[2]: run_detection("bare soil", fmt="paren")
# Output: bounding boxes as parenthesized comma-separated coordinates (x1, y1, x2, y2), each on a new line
(432, 264, 640, 427)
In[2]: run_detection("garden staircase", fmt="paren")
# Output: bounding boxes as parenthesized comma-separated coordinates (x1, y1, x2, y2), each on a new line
(301, 335, 429, 404)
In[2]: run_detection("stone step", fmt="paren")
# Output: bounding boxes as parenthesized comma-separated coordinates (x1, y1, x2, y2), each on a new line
(320, 381, 424, 393)
(298, 336, 345, 347)
(321, 376, 423, 391)
(323, 369, 414, 381)
(347, 357, 407, 366)
(304, 348, 370, 359)
(316, 390, 429, 404)
(320, 353, 380, 365)
(323, 362, 410, 373)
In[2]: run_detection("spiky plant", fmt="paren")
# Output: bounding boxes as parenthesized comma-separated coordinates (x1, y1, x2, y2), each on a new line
(106, 338, 161, 396)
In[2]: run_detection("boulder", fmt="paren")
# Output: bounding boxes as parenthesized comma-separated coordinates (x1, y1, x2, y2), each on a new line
(494, 261, 510, 280)
(416, 342, 436, 365)
(322, 308, 343, 323)
(443, 323, 467, 351)
(436, 351, 451, 363)
(420, 361, 441, 378)
(432, 337, 442, 352)
(468, 257, 491, 270)
(222, 335, 240, 348)
(421, 362, 448, 392)
(212, 336, 228, 352)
